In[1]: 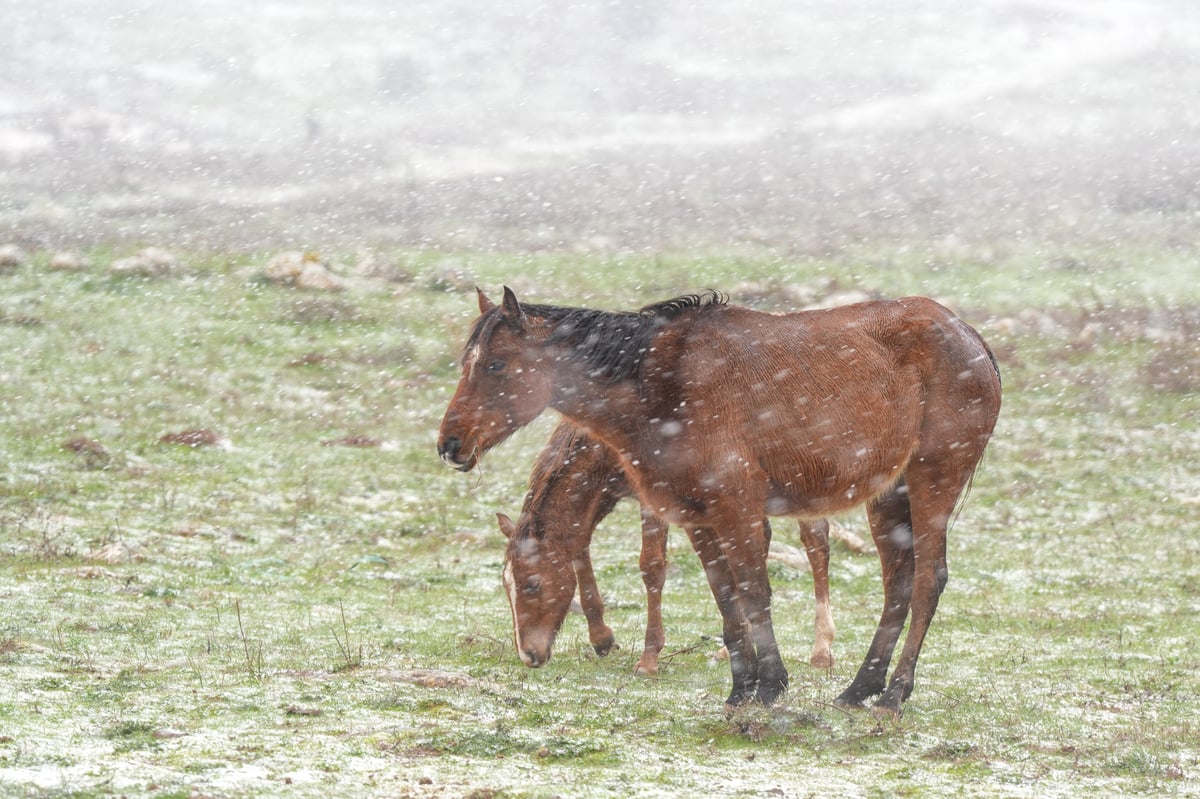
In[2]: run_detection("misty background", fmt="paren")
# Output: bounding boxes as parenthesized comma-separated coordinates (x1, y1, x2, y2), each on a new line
(1, 0, 1197, 256)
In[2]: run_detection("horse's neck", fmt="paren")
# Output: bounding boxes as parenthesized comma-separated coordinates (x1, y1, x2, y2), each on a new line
(548, 371, 646, 462)
(522, 444, 628, 558)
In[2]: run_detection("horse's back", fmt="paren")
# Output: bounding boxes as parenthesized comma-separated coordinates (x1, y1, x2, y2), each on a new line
(636, 297, 999, 518)
(686, 296, 994, 385)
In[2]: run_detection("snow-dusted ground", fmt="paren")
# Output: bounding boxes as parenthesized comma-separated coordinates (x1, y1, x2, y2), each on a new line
(0, 254, 1197, 798)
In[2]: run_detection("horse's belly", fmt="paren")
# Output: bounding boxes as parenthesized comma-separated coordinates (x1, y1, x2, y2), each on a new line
(764, 489, 833, 517)
(764, 483, 886, 517)
(763, 449, 911, 517)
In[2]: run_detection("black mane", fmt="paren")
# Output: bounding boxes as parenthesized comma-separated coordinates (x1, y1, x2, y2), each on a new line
(464, 290, 727, 384)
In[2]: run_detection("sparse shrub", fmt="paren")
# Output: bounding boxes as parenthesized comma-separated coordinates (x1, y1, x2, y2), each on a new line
(1142, 340, 1198, 394)
(284, 297, 370, 325)
(159, 429, 226, 448)
(63, 437, 111, 469)
(107, 247, 182, 277)
(47, 251, 93, 272)
(263, 251, 345, 291)
(0, 244, 30, 271)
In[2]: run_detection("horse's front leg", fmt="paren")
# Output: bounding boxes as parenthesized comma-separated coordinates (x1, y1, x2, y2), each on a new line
(730, 517, 787, 705)
(635, 508, 669, 675)
(686, 525, 758, 708)
(573, 547, 616, 656)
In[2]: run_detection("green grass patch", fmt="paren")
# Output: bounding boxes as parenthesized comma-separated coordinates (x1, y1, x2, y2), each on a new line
(0, 249, 1197, 797)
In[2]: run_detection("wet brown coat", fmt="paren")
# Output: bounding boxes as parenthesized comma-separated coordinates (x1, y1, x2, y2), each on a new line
(499, 422, 835, 675)
(439, 288, 1000, 716)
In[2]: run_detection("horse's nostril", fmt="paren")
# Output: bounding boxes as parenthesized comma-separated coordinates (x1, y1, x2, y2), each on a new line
(438, 436, 462, 461)
(523, 649, 544, 668)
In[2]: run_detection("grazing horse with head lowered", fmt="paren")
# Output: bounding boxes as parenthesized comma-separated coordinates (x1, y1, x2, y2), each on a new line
(499, 420, 836, 676)
(439, 288, 1000, 717)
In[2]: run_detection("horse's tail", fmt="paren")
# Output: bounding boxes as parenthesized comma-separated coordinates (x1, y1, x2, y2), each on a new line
(957, 314, 1001, 389)
(983, 339, 1001, 388)
(948, 320, 1002, 529)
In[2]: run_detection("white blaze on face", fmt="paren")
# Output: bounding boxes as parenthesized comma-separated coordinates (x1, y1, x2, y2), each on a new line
(464, 344, 482, 381)
(502, 558, 531, 665)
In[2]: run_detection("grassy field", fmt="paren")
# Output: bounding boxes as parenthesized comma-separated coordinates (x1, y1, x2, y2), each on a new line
(0, 246, 1197, 798)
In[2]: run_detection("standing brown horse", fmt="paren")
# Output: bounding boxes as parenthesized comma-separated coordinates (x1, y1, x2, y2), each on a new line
(499, 420, 836, 676)
(439, 288, 1000, 717)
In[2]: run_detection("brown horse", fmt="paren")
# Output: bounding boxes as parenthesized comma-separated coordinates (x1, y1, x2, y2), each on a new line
(439, 288, 1000, 716)
(498, 420, 836, 676)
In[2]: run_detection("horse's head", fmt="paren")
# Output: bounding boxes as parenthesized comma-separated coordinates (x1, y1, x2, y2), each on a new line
(437, 287, 554, 471)
(497, 512, 577, 668)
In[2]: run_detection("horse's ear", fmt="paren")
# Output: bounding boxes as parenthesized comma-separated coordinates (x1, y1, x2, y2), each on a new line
(496, 512, 517, 540)
(500, 286, 526, 326)
(476, 288, 496, 314)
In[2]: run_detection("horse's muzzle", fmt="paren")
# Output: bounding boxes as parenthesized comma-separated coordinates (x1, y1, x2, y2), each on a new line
(437, 436, 475, 471)
(519, 647, 548, 668)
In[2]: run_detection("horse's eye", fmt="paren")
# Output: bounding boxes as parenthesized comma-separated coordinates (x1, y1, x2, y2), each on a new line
(486, 360, 507, 375)
(524, 577, 541, 597)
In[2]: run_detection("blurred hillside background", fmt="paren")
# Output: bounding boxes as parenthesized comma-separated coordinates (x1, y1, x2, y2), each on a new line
(1, 0, 1196, 255)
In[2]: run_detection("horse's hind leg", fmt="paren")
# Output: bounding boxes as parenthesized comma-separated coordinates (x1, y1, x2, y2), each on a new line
(871, 460, 969, 718)
(747, 517, 788, 704)
(799, 519, 835, 669)
(635, 509, 669, 675)
(835, 483, 914, 709)
(574, 546, 616, 656)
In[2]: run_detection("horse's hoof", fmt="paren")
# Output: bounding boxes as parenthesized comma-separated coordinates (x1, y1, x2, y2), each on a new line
(832, 692, 869, 710)
(870, 698, 903, 721)
(809, 649, 834, 670)
(633, 659, 658, 676)
(834, 679, 885, 709)
(723, 689, 756, 712)
(754, 680, 787, 707)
